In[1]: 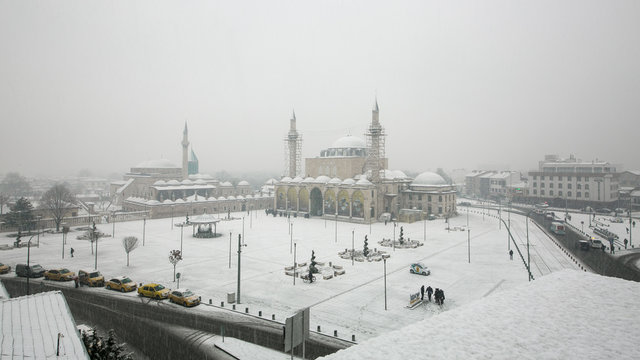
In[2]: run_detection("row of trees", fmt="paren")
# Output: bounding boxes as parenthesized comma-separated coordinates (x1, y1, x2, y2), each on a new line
(2, 183, 77, 232)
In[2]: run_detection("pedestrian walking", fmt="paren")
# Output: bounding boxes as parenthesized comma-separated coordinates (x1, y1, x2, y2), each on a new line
(73, 275, 79, 288)
(426, 286, 433, 302)
(70, 247, 75, 257)
(624, 238, 628, 249)
(509, 249, 513, 260)
(420, 285, 425, 300)
(440, 289, 445, 305)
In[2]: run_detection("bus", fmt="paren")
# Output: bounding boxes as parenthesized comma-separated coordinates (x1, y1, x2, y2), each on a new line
(550, 222, 565, 235)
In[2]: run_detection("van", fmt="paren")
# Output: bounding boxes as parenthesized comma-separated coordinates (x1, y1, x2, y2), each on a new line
(15, 264, 45, 278)
(550, 222, 565, 235)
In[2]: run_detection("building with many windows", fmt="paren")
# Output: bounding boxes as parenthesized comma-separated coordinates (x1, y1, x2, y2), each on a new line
(527, 154, 619, 207)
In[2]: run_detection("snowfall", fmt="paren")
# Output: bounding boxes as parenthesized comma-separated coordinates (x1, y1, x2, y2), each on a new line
(1, 207, 639, 359)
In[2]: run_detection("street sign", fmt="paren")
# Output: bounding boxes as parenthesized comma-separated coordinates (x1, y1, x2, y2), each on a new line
(284, 307, 309, 353)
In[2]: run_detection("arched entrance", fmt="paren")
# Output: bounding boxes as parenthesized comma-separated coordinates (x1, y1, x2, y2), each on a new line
(276, 188, 286, 210)
(310, 188, 323, 216)
(324, 189, 336, 215)
(287, 188, 298, 211)
(352, 191, 364, 218)
(337, 190, 350, 217)
(299, 188, 309, 212)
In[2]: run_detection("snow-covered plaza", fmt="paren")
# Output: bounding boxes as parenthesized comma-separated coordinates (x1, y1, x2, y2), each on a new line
(0, 208, 585, 343)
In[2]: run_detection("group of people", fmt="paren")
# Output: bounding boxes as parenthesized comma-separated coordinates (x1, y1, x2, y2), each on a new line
(420, 285, 445, 305)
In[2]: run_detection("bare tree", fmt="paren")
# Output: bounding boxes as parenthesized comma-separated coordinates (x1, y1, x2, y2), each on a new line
(83, 222, 107, 254)
(168, 250, 182, 282)
(0, 193, 8, 215)
(41, 184, 76, 232)
(122, 236, 139, 266)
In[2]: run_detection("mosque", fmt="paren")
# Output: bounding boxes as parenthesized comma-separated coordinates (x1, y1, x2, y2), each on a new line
(110, 124, 273, 218)
(274, 100, 457, 223)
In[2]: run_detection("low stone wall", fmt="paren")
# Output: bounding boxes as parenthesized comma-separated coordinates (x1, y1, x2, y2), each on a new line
(1, 278, 352, 359)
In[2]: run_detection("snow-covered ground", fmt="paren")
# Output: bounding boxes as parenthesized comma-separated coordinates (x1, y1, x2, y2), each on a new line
(0, 210, 582, 343)
(321, 269, 640, 359)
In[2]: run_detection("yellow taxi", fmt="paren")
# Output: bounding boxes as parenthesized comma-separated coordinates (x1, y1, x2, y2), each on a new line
(105, 276, 137, 292)
(0, 263, 10, 274)
(44, 268, 75, 281)
(168, 289, 201, 307)
(137, 283, 169, 299)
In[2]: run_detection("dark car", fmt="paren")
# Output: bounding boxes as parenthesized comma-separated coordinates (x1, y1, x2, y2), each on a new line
(15, 263, 45, 278)
(578, 240, 590, 251)
(595, 208, 612, 214)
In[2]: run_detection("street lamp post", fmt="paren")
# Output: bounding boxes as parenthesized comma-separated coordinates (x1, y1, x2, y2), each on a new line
(581, 221, 584, 233)
(393, 222, 396, 251)
(290, 223, 293, 254)
(335, 212, 338, 243)
(383, 257, 387, 311)
(237, 234, 246, 303)
(507, 201, 511, 251)
(293, 242, 297, 286)
(112, 211, 116, 238)
(467, 205, 470, 263)
(171, 205, 174, 230)
(351, 230, 355, 266)
(229, 231, 232, 268)
(143, 216, 147, 246)
(525, 210, 533, 281)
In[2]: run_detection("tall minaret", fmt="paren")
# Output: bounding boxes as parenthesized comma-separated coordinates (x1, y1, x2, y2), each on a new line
(365, 98, 386, 183)
(182, 122, 189, 180)
(284, 110, 302, 178)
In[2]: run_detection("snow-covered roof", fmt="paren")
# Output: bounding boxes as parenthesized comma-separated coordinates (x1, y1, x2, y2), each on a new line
(265, 178, 278, 185)
(167, 179, 181, 186)
(625, 170, 640, 176)
(328, 177, 342, 185)
(181, 179, 193, 185)
(153, 180, 167, 186)
(631, 190, 640, 197)
(163, 199, 173, 204)
(411, 172, 448, 186)
(341, 178, 356, 186)
(220, 181, 233, 187)
(356, 178, 373, 186)
(315, 175, 331, 184)
(217, 196, 226, 201)
(238, 180, 250, 186)
(302, 177, 315, 183)
(330, 135, 366, 149)
(134, 159, 179, 169)
(291, 176, 304, 183)
(227, 195, 236, 200)
(322, 270, 640, 360)
(0, 291, 89, 359)
(116, 178, 134, 194)
(189, 214, 220, 224)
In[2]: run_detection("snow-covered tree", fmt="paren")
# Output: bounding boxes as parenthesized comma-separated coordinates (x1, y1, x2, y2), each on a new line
(398, 226, 405, 244)
(169, 250, 182, 281)
(4, 197, 35, 232)
(81, 328, 132, 360)
(309, 250, 318, 274)
(41, 183, 76, 231)
(85, 222, 107, 255)
(122, 236, 139, 266)
(363, 235, 369, 257)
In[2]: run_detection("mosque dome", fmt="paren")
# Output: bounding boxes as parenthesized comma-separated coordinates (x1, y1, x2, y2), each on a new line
(134, 159, 179, 169)
(330, 135, 366, 149)
(341, 178, 356, 185)
(411, 172, 448, 186)
(238, 180, 250, 186)
(328, 177, 342, 185)
(315, 175, 331, 184)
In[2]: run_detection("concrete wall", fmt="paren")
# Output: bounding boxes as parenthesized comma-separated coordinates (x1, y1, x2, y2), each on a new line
(1, 278, 353, 359)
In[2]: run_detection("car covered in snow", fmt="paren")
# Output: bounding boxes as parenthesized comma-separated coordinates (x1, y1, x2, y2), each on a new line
(169, 288, 201, 307)
(105, 276, 137, 292)
(590, 238, 603, 249)
(409, 262, 431, 276)
(44, 268, 75, 281)
(138, 283, 170, 299)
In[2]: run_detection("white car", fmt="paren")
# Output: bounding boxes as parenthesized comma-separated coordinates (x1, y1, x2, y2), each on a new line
(409, 262, 431, 276)
(590, 239, 603, 249)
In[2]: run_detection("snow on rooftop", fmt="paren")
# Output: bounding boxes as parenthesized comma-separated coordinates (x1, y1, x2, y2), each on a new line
(1, 291, 89, 359)
(321, 270, 640, 360)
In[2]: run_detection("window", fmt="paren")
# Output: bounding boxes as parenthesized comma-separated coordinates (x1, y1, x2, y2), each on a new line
(568, 191, 572, 197)
(541, 183, 545, 188)
(533, 189, 538, 195)
(550, 183, 554, 188)
(439, 195, 442, 202)
(438, 207, 443, 214)
(558, 176, 563, 181)
(567, 176, 572, 181)
(533, 182, 537, 187)
(568, 183, 572, 189)
(533, 175, 537, 180)
(585, 192, 590, 198)
(585, 184, 589, 190)
(558, 183, 562, 189)
(577, 184, 582, 190)
(541, 190, 545, 196)
(541, 176, 545, 180)
(584, 177, 589, 181)
(558, 191, 563, 197)
(577, 191, 581, 197)
(550, 190, 554, 196)
(577, 176, 581, 181)
(418, 194, 422, 201)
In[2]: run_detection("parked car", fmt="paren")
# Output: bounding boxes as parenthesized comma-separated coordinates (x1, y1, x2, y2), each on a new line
(409, 262, 431, 276)
(578, 240, 590, 251)
(44, 268, 75, 281)
(105, 276, 137, 292)
(610, 217, 624, 223)
(595, 208, 612, 214)
(590, 238, 603, 249)
(15, 264, 45, 278)
(458, 201, 472, 206)
(137, 283, 170, 299)
(614, 208, 627, 214)
(78, 270, 104, 287)
(169, 289, 201, 307)
(0, 263, 11, 274)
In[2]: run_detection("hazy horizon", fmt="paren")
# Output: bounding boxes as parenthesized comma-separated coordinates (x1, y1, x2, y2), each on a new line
(2, 1, 639, 179)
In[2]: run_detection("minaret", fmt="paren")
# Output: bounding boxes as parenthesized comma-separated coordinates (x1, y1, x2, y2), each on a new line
(284, 110, 302, 177)
(182, 122, 189, 180)
(365, 98, 386, 183)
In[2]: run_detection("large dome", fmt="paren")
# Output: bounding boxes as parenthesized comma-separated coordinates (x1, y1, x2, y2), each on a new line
(411, 172, 448, 186)
(330, 135, 366, 149)
(134, 159, 179, 169)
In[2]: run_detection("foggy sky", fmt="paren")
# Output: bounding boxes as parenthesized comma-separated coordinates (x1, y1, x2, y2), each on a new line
(1, 0, 639, 178)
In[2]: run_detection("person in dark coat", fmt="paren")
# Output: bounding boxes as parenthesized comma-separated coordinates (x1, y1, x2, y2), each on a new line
(70, 247, 75, 257)
(509, 249, 513, 260)
(426, 286, 433, 302)
(440, 289, 445, 305)
(420, 285, 425, 300)
(434, 288, 440, 305)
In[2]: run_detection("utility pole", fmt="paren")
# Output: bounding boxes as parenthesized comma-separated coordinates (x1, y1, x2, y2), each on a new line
(237, 234, 245, 303)
(228, 232, 232, 268)
(351, 229, 355, 266)
(467, 205, 470, 263)
(383, 257, 387, 311)
(290, 223, 293, 254)
(293, 242, 297, 286)
(143, 216, 146, 246)
(507, 200, 511, 251)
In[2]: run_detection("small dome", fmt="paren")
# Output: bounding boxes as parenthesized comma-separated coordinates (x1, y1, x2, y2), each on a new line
(163, 199, 173, 204)
(194, 179, 206, 185)
(356, 178, 373, 186)
(167, 180, 180, 186)
(328, 177, 342, 185)
(341, 178, 355, 185)
(238, 180, 250, 186)
(153, 180, 166, 186)
(227, 195, 236, 200)
(207, 197, 217, 201)
(236, 195, 244, 200)
(331, 135, 366, 149)
(181, 179, 193, 185)
(220, 181, 233, 187)
(134, 159, 179, 169)
(411, 172, 447, 186)
(292, 176, 304, 183)
(174, 199, 185, 203)
(218, 196, 226, 200)
(315, 175, 331, 184)
(392, 170, 408, 179)
(265, 178, 278, 185)
(280, 177, 292, 183)
(303, 177, 315, 183)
